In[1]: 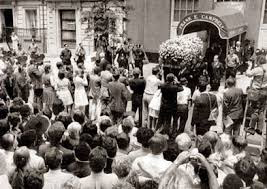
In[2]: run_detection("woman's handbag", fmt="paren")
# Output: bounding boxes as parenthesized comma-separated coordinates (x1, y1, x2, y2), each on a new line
(247, 67, 267, 101)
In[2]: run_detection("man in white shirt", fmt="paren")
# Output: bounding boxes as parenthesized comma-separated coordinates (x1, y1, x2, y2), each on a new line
(173, 77, 191, 134)
(80, 147, 118, 189)
(142, 67, 162, 127)
(43, 147, 81, 189)
(131, 134, 172, 183)
(128, 127, 154, 162)
(19, 130, 45, 171)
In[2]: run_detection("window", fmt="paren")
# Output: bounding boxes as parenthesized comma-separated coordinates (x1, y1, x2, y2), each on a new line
(60, 10, 76, 48)
(173, 0, 199, 22)
(264, 0, 267, 24)
(25, 10, 37, 28)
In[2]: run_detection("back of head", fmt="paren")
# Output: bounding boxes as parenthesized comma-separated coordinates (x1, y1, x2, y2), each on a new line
(82, 122, 97, 137)
(13, 146, 30, 169)
(226, 78, 236, 88)
(163, 141, 179, 162)
(45, 147, 63, 170)
(222, 174, 243, 189)
(89, 147, 107, 173)
(158, 167, 194, 189)
(152, 67, 159, 75)
(74, 142, 91, 162)
(67, 122, 82, 140)
(19, 129, 36, 148)
(121, 117, 134, 134)
(149, 134, 167, 155)
(166, 73, 175, 83)
(1, 133, 15, 150)
(58, 71, 65, 80)
(198, 138, 212, 158)
(0, 104, 8, 120)
(52, 98, 64, 116)
(0, 121, 10, 138)
(24, 170, 44, 189)
(20, 104, 32, 119)
(175, 133, 192, 151)
(234, 156, 256, 186)
(47, 121, 65, 145)
(73, 110, 85, 125)
(99, 118, 112, 133)
(140, 180, 159, 189)
(80, 133, 93, 147)
(93, 66, 101, 75)
(203, 131, 218, 151)
(257, 55, 267, 65)
(232, 136, 247, 152)
(116, 132, 130, 150)
(102, 136, 117, 158)
(112, 182, 135, 189)
(136, 127, 154, 148)
(90, 134, 102, 149)
(112, 158, 131, 179)
(56, 112, 72, 129)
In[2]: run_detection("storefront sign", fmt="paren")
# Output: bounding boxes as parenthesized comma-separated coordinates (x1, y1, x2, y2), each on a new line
(177, 12, 228, 38)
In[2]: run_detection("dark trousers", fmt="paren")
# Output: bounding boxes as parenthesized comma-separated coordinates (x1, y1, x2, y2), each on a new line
(132, 94, 143, 127)
(157, 107, 178, 136)
(111, 110, 123, 125)
(174, 104, 188, 134)
(225, 119, 241, 136)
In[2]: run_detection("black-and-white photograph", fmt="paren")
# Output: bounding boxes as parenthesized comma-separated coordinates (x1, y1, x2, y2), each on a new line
(0, 0, 266, 188)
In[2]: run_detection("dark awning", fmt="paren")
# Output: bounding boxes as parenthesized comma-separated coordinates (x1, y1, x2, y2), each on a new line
(177, 8, 248, 39)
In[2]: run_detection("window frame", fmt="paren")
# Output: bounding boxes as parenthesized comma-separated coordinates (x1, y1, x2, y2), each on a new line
(25, 9, 38, 29)
(59, 9, 76, 49)
(262, 0, 267, 25)
(172, 0, 199, 23)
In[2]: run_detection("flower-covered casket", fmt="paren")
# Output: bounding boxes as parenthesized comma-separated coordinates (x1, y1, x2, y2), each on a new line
(159, 35, 203, 79)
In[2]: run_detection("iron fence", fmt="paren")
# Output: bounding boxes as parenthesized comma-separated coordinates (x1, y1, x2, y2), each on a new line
(1, 27, 47, 53)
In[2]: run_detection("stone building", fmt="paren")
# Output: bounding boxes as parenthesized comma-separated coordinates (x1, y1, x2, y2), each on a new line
(0, 0, 124, 56)
(127, 0, 267, 61)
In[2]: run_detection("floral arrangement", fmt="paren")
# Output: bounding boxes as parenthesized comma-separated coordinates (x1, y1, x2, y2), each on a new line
(159, 35, 203, 67)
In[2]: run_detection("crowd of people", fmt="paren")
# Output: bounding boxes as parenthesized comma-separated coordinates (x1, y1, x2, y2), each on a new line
(0, 36, 266, 189)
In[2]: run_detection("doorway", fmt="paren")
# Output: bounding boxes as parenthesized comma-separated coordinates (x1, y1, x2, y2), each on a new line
(0, 9, 13, 42)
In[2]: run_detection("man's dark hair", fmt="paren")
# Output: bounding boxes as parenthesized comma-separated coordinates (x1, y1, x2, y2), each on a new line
(152, 67, 159, 75)
(226, 78, 236, 88)
(47, 122, 65, 146)
(210, 82, 220, 91)
(232, 136, 247, 152)
(8, 112, 21, 128)
(74, 142, 91, 162)
(13, 97, 24, 106)
(234, 156, 257, 187)
(73, 111, 85, 125)
(19, 129, 36, 148)
(56, 113, 72, 129)
(222, 174, 243, 189)
(116, 133, 130, 150)
(89, 147, 107, 173)
(19, 104, 32, 118)
(52, 98, 65, 116)
(136, 127, 154, 148)
(121, 118, 133, 135)
(93, 66, 101, 75)
(0, 104, 8, 119)
(102, 136, 117, 158)
(198, 83, 207, 92)
(90, 134, 102, 149)
(163, 141, 179, 162)
(45, 147, 63, 170)
(80, 133, 93, 147)
(10, 105, 21, 114)
(0, 121, 9, 137)
(198, 139, 212, 158)
(139, 180, 159, 189)
(99, 119, 112, 133)
(166, 73, 175, 83)
(149, 134, 167, 155)
(24, 170, 44, 189)
(58, 71, 65, 80)
(82, 122, 97, 137)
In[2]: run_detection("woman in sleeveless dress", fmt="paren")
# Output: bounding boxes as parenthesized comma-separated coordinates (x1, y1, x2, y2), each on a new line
(73, 70, 88, 112)
(56, 71, 73, 113)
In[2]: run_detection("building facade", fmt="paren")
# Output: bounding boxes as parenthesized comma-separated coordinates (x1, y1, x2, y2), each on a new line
(127, 0, 267, 61)
(0, 0, 124, 56)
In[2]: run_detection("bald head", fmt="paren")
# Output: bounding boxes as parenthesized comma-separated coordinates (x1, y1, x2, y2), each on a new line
(1, 134, 15, 151)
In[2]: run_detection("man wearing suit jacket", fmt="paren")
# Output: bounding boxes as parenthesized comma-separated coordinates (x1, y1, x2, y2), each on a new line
(108, 71, 128, 124)
(156, 73, 183, 137)
(223, 78, 244, 136)
(192, 82, 218, 136)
